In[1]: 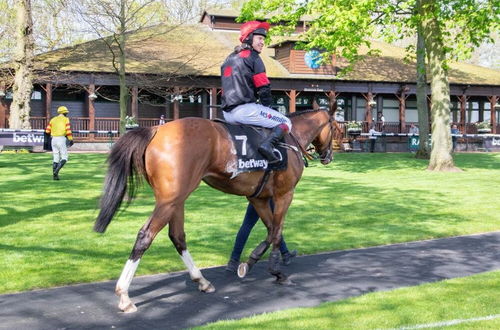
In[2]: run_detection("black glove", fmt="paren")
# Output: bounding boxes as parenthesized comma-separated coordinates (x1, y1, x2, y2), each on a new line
(68, 140, 74, 147)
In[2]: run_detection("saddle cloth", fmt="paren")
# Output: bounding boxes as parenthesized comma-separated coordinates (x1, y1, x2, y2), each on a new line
(221, 122, 288, 174)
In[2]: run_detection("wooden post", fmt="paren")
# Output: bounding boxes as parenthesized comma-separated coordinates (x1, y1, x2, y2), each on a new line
(88, 84, 96, 140)
(173, 87, 180, 120)
(0, 81, 6, 128)
(362, 92, 375, 124)
(210, 87, 218, 119)
(488, 95, 498, 134)
(396, 88, 409, 133)
(286, 89, 297, 113)
(131, 86, 138, 119)
(45, 83, 52, 123)
(458, 94, 468, 132)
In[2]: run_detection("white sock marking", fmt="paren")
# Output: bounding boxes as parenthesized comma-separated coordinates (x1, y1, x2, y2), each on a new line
(116, 259, 140, 292)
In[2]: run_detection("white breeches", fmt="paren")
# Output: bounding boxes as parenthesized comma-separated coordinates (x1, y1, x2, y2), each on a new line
(223, 103, 292, 131)
(51, 136, 68, 163)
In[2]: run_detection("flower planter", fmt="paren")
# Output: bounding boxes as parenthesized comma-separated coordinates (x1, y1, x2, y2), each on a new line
(477, 129, 491, 134)
(347, 128, 362, 135)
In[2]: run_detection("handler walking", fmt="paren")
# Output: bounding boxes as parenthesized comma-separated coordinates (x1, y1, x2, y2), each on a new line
(45, 106, 74, 180)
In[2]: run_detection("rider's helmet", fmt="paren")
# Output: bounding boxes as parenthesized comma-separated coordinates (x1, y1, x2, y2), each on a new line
(57, 106, 69, 114)
(239, 21, 271, 45)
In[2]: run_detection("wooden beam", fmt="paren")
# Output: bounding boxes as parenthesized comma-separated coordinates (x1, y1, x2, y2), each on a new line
(88, 84, 96, 139)
(131, 86, 138, 119)
(173, 87, 180, 120)
(362, 92, 375, 124)
(287, 89, 296, 113)
(210, 87, 218, 119)
(45, 83, 52, 123)
(458, 95, 468, 132)
(488, 95, 498, 134)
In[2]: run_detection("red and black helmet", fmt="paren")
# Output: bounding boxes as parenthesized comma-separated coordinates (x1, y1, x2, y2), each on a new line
(239, 20, 271, 44)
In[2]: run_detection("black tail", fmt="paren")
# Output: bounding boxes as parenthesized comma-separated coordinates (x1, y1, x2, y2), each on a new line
(94, 127, 157, 233)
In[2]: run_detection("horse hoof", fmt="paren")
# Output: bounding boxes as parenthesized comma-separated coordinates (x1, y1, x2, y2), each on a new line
(276, 277, 293, 285)
(199, 281, 216, 293)
(201, 283, 215, 293)
(119, 302, 137, 313)
(237, 263, 248, 278)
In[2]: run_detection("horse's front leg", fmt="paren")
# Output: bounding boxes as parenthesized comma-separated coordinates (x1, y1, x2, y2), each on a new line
(237, 198, 273, 278)
(169, 207, 215, 293)
(116, 206, 170, 313)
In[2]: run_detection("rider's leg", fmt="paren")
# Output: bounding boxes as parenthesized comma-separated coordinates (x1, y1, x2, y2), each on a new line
(223, 103, 292, 163)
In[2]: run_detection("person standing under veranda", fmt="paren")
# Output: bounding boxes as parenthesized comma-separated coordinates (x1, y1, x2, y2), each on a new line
(220, 20, 292, 163)
(45, 106, 74, 180)
(369, 122, 380, 153)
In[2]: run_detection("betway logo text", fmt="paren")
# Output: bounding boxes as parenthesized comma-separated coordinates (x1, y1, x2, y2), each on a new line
(13, 133, 44, 143)
(238, 158, 268, 169)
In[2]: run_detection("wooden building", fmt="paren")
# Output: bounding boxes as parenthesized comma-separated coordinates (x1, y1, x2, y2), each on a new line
(1, 9, 499, 146)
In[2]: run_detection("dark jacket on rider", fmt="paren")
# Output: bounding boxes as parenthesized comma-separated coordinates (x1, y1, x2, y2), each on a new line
(220, 45, 272, 112)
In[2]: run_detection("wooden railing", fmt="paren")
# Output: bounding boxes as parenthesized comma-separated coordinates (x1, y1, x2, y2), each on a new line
(4, 116, 499, 142)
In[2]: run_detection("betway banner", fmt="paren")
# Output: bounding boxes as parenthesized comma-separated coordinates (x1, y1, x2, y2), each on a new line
(0, 132, 45, 146)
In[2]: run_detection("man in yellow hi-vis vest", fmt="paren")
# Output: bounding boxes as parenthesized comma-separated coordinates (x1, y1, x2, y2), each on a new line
(45, 106, 74, 180)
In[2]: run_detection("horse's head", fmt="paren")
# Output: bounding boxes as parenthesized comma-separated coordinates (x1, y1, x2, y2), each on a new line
(311, 112, 334, 165)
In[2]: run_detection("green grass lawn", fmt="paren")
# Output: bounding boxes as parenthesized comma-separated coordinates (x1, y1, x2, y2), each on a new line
(0, 152, 499, 294)
(196, 270, 500, 329)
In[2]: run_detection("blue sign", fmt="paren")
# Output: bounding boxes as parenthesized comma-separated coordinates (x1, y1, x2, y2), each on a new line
(304, 50, 321, 69)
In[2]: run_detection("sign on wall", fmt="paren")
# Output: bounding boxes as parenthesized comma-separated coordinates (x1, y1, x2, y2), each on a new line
(0, 132, 45, 146)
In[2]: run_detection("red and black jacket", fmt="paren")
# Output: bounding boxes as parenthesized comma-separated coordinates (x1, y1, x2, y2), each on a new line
(221, 46, 272, 111)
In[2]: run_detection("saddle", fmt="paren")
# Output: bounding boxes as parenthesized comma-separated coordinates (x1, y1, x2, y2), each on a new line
(217, 120, 288, 174)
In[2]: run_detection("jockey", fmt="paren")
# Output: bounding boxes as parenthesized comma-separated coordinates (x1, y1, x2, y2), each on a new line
(221, 20, 292, 164)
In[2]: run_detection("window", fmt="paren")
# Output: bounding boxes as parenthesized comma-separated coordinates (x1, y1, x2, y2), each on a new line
(382, 98, 399, 122)
(405, 99, 418, 122)
(31, 91, 42, 100)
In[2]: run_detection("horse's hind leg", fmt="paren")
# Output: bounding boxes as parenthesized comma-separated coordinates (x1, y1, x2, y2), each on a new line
(115, 203, 172, 313)
(169, 205, 215, 293)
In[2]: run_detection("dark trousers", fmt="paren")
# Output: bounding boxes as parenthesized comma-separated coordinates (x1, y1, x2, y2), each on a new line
(370, 138, 376, 152)
(230, 200, 289, 261)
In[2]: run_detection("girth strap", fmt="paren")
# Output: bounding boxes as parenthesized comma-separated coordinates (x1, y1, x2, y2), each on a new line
(250, 169, 272, 198)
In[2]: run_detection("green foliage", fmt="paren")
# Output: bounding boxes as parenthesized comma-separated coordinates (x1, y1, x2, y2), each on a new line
(240, 0, 499, 69)
(346, 121, 362, 129)
(0, 153, 499, 293)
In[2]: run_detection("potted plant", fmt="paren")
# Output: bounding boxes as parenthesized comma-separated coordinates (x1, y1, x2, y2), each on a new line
(125, 116, 139, 130)
(346, 121, 363, 134)
(475, 120, 491, 134)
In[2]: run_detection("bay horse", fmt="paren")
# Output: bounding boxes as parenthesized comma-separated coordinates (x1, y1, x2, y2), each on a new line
(94, 109, 334, 313)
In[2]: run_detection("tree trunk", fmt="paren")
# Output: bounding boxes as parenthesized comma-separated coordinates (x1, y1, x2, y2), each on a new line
(9, 0, 34, 129)
(118, 1, 128, 135)
(420, 0, 460, 171)
(415, 10, 430, 159)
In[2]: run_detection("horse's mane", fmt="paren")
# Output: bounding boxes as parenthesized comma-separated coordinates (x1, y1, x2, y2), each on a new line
(286, 108, 328, 118)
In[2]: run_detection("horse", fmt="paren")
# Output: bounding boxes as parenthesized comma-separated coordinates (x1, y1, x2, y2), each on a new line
(94, 109, 334, 313)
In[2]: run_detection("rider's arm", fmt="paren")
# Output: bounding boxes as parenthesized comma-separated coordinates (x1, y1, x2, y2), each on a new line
(252, 56, 272, 107)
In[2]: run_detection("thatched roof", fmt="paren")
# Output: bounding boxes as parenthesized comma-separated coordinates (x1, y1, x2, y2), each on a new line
(31, 23, 500, 86)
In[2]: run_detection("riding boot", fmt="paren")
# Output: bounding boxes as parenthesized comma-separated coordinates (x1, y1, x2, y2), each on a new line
(54, 159, 67, 179)
(258, 125, 287, 164)
(53, 162, 59, 180)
